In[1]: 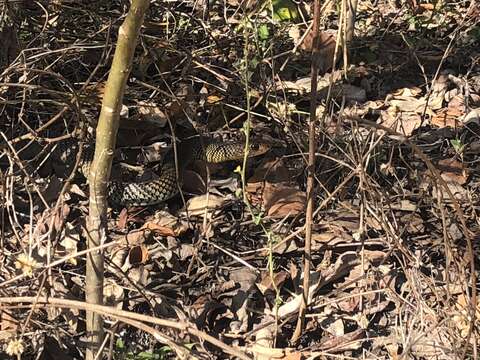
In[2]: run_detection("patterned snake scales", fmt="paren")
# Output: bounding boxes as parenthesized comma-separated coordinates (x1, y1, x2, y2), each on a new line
(69, 137, 270, 206)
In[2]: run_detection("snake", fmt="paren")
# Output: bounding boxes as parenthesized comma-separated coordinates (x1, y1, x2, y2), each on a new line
(67, 137, 270, 207)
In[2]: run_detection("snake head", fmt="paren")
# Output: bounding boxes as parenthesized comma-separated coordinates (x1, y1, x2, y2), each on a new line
(248, 141, 271, 157)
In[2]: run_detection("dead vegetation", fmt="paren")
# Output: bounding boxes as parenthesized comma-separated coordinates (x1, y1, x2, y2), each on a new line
(0, 0, 479, 359)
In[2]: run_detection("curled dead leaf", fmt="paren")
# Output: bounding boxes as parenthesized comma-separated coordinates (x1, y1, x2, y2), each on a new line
(129, 245, 149, 264)
(263, 182, 306, 218)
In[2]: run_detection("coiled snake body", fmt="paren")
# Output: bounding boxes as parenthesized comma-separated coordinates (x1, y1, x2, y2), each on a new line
(73, 138, 269, 206)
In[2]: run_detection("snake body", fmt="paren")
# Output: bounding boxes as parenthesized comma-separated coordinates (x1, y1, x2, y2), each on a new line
(77, 138, 269, 206)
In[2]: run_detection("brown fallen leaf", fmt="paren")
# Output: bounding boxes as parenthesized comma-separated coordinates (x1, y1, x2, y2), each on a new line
(300, 29, 338, 75)
(250, 344, 304, 360)
(182, 167, 207, 194)
(317, 328, 365, 352)
(392, 87, 422, 97)
(142, 223, 177, 237)
(117, 208, 129, 230)
(129, 244, 149, 264)
(380, 110, 422, 136)
(429, 74, 449, 110)
(401, 212, 425, 234)
(185, 194, 227, 217)
(437, 158, 469, 185)
(256, 271, 290, 295)
(431, 104, 464, 128)
(141, 211, 188, 237)
(178, 243, 197, 261)
(453, 293, 480, 339)
(59, 222, 80, 265)
(0, 310, 18, 342)
(104, 280, 124, 309)
(389, 97, 426, 113)
(264, 182, 306, 218)
(312, 229, 354, 248)
(137, 100, 168, 127)
(247, 157, 291, 206)
(42, 175, 64, 204)
(463, 108, 480, 125)
(248, 158, 291, 188)
(230, 267, 258, 291)
(79, 81, 106, 106)
(418, 3, 435, 10)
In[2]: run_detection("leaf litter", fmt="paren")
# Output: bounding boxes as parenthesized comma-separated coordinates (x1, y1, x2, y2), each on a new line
(0, 0, 479, 359)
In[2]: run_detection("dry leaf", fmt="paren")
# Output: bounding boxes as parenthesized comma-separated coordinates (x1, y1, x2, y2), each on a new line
(429, 74, 449, 110)
(275, 71, 342, 95)
(126, 267, 150, 294)
(0, 311, 18, 341)
(178, 244, 197, 260)
(276, 272, 322, 318)
(206, 94, 224, 104)
(438, 158, 469, 185)
(142, 223, 176, 237)
(252, 326, 276, 360)
(256, 271, 290, 295)
(181, 168, 207, 194)
(463, 108, 480, 125)
(300, 30, 338, 74)
(80, 81, 106, 106)
(392, 87, 422, 97)
(318, 328, 365, 351)
(248, 158, 291, 187)
(230, 268, 257, 291)
(380, 110, 422, 136)
(185, 194, 227, 216)
(104, 281, 124, 309)
(250, 344, 302, 360)
(263, 183, 306, 218)
(453, 293, 480, 338)
(42, 175, 64, 204)
(144, 210, 189, 237)
(137, 100, 168, 127)
(431, 104, 464, 128)
(401, 212, 425, 234)
(117, 208, 129, 230)
(271, 238, 301, 254)
(59, 222, 80, 265)
(312, 230, 354, 248)
(128, 245, 149, 264)
(389, 97, 426, 113)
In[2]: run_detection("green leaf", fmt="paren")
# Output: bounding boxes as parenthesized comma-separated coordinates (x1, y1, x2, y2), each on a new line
(271, 0, 299, 22)
(450, 138, 464, 154)
(116, 339, 125, 350)
(258, 24, 270, 40)
(253, 212, 264, 225)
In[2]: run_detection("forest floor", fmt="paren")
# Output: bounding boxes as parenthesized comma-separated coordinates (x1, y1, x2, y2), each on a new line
(0, 0, 479, 359)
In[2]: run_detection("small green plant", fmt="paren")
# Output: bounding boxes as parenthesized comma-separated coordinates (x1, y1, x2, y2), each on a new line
(450, 138, 465, 156)
(271, 0, 300, 22)
(115, 339, 172, 360)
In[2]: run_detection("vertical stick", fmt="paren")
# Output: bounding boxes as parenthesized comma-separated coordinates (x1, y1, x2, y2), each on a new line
(291, 0, 322, 343)
(85, 1, 150, 359)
